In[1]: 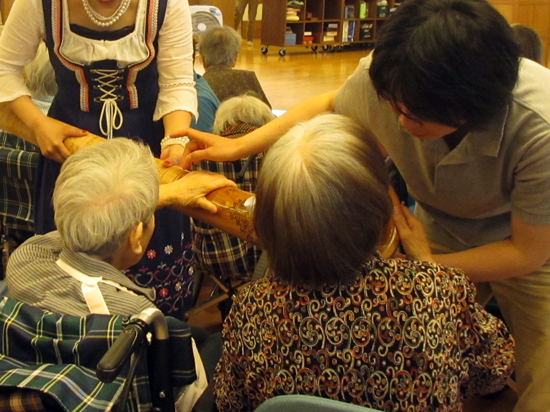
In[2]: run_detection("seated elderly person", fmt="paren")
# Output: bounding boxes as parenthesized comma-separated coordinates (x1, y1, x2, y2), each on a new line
(199, 26, 271, 108)
(6, 137, 234, 317)
(1, 41, 55, 244)
(214, 114, 514, 412)
(511, 23, 543, 65)
(192, 95, 275, 295)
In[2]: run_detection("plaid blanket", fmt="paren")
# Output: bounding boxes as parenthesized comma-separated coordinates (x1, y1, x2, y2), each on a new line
(0, 131, 39, 233)
(0, 297, 196, 412)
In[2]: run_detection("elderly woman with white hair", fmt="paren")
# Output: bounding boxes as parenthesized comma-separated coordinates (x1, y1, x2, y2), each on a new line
(199, 26, 270, 108)
(6, 138, 234, 316)
(192, 95, 275, 317)
(214, 114, 514, 412)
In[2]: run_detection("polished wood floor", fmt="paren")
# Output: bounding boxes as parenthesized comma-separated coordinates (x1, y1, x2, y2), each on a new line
(191, 40, 518, 412)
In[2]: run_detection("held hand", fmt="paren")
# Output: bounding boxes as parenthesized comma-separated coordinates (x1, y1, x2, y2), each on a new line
(170, 128, 244, 169)
(160, 144, 184, 168)
(392, 203, 434, 262)
(160, 171, 237, 213)
(34, 117, 88, 163)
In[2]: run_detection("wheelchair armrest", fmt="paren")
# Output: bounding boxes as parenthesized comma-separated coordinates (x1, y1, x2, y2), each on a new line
(96, 320, 149, 383)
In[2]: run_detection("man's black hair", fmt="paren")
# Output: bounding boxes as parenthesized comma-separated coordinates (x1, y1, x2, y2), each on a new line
(370, 0, 520, 128)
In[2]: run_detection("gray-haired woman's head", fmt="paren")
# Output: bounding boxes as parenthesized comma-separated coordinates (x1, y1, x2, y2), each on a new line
(213, 94, 275, 134)
(254, 113, 392, 286)
(53, 138, 159, 259)
(199, 26, 242, 68)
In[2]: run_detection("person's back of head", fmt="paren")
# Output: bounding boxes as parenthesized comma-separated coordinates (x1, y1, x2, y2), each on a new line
(53, 138, 158, 260)
(24, 42, 57, 101)
(199, 26, 242, 68)
(254, 114, 392, 286)
(512, 23, 543, 64)
(213, 94, 275, 134)
(370, 0, 520, 129)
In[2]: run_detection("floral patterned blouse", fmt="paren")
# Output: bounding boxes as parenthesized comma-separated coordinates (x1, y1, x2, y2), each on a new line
(214, 257, 514, 412)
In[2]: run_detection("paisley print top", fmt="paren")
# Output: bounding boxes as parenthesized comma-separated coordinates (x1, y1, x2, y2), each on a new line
(214, 257, 514, 411)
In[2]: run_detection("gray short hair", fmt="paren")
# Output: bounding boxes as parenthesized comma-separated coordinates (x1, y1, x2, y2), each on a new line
(254, 114, 392, 286)
(213, 94, 276, 134)
(24, 42, 57, 99)
(199, 26, 242, 68)
(53, 138, 159, 258)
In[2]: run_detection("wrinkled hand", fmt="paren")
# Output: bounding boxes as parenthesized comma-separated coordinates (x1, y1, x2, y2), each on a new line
(392, 203, 434, 262)
(34, 117, 88, 163)
(160, 144, 184, 168)
(160, 171, 237, 213)
(169, 128, 244, 170)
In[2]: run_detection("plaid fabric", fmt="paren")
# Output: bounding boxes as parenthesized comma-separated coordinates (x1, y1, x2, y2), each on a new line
(0, 297, 197, 412)
(192, 123, 262, 281)
(0, 131, 39, 233)
(0, 388, 52, 412)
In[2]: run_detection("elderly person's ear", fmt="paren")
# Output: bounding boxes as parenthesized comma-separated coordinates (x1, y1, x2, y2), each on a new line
(129, 222, 145, 255)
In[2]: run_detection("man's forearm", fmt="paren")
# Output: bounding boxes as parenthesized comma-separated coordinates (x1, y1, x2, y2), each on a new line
(434, 239, 547, 282)
(234, 89, 338, 158)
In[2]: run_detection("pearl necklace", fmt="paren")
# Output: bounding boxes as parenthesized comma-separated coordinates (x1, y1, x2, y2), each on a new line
(81, 0, 131, 27)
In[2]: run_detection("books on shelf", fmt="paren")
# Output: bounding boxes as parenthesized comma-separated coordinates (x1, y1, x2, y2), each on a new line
(323, 23, 338, 41)
(342, 20, 355, 42)
(359, 1, 368, 18)
(360, 22, 373, 40)
(344, 5, 354, 18)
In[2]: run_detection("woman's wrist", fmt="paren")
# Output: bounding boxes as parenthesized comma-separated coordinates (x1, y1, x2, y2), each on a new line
(160, 135, 190, 151)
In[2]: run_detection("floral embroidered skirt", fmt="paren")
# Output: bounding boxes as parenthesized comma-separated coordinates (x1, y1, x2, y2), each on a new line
(124, 207, 196, 319)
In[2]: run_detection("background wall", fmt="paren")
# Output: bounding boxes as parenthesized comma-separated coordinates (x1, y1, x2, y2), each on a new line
(489, 0, 549, 66)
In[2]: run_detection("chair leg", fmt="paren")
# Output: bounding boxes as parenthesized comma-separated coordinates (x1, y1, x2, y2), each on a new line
(184, 274, 250, 321)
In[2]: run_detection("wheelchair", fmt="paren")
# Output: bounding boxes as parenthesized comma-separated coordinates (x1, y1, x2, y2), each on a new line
(0, 297, 200, 412)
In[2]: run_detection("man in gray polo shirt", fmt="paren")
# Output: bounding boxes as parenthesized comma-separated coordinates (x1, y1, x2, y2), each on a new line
(181, 0, 550, 410)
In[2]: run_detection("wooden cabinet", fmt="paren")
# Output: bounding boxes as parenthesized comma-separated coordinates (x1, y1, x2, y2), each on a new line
(261, 0, 396, 55)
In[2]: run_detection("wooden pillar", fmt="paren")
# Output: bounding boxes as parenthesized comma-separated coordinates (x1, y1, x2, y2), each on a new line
(1, 0, 16, 24)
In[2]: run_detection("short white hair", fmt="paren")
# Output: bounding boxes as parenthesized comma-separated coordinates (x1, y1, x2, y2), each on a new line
(24, 42, 57, 99)
(53, 138, 159, 258)
(213, 94, 276, 134)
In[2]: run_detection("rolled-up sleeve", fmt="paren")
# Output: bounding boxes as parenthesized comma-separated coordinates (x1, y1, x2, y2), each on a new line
(0, 0, 45, 103)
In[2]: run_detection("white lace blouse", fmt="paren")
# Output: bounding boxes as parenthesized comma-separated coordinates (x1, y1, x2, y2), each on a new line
(0, 0, 197, 121)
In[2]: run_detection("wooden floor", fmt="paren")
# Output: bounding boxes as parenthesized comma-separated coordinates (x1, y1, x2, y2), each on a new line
(190, 40, 518, 412)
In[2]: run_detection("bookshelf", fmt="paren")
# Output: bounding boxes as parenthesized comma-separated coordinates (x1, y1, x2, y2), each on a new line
(260, 0, 398, 55)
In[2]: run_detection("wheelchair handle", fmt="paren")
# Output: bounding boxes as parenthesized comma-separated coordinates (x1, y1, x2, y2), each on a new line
(96, 308, 169, 383)
(96, 321, 148, 383)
